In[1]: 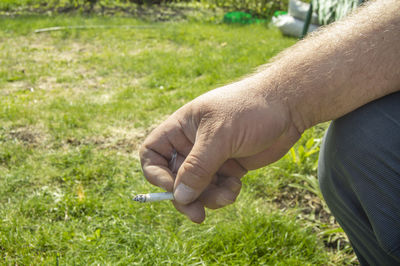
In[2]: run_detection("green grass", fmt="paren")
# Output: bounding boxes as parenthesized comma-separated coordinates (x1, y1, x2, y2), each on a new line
(0, 14, 356, 265)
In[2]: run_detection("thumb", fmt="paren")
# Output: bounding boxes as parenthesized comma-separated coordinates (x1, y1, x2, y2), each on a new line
(174, 134, 228, 205)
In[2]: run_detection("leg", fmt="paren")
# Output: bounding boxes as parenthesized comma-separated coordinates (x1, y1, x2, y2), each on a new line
(318, 91, 400, 265)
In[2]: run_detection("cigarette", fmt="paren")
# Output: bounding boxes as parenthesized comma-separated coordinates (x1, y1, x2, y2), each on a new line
(133, 192, 174, 203)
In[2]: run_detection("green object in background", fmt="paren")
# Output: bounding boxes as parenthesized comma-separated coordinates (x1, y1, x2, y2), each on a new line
(223, 11, 267, 24)
(273, 10, 288, 17)
(223, 11, 252, 24)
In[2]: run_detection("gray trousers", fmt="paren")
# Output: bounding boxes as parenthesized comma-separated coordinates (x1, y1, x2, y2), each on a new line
(318, 91, 400, 265)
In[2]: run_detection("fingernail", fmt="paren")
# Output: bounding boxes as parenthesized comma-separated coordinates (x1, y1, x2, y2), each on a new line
(174, 183, 195, 204)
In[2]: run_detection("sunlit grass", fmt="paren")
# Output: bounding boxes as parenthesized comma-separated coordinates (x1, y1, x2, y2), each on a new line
(0, 14, 355, 264)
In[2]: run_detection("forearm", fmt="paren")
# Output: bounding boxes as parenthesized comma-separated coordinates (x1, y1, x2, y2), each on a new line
(253, 0, 400, 132)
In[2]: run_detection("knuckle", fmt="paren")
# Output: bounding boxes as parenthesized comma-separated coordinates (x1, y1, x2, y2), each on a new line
(181, 155, 212, 189)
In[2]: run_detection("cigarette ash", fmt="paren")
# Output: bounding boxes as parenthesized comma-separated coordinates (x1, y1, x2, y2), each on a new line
(133, 194, 146, 203)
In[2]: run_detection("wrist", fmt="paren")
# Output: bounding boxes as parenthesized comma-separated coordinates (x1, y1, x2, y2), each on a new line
(246, 69, 312, 135)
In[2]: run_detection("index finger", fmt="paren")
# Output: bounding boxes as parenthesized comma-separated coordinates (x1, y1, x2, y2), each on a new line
(140, 148, 175, 191)
(139, 117, 194, 191)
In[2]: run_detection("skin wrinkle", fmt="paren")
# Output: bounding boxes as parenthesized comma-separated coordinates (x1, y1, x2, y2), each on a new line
(178, 115, 197, 145)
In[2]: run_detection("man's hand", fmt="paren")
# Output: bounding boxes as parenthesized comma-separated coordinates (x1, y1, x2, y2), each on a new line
(140, 81, 301, 223)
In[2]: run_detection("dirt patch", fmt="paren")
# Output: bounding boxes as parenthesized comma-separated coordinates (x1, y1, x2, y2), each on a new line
(12, 35, 141, 99)
(37, 76, 61, 91)
(272, 185, 351, 252)
(272, 186, 327, 221)
(6, 125, 49, 147)
(1, 81, 34, 96)
(64, 126, 149, 157)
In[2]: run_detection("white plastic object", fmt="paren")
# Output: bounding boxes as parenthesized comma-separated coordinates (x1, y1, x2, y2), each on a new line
(289, 0, 320, 25)
(272, 14, 319, 38)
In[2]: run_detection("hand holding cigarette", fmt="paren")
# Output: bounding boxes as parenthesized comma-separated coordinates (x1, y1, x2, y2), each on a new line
(133, 152, 177, 203)
(139, 82, 299, 223)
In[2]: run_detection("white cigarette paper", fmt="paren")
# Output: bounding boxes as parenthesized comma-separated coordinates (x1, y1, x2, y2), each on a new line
(133, 192, 174, 203)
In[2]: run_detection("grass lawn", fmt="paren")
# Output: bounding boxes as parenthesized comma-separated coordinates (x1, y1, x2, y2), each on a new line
(0, 13, 356, 265)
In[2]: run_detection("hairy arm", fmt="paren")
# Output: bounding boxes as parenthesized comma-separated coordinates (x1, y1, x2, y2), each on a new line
(258, 0, 400, 132)
(140, 0, 400, 223)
